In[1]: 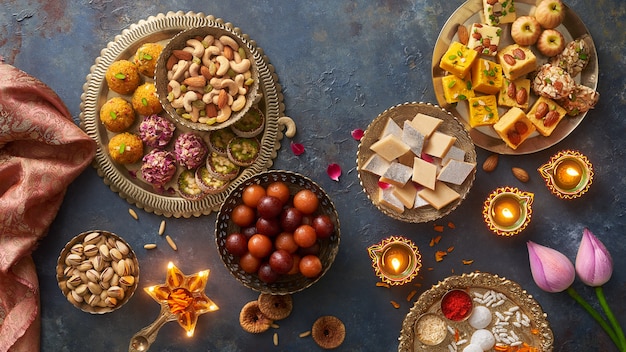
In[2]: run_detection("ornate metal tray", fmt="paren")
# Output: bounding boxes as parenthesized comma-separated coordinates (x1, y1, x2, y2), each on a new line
(399, 272, 554, 351)
(432, 0, 598, 155)
(80, 11, 288, 218)
(356, 102, 476, 223)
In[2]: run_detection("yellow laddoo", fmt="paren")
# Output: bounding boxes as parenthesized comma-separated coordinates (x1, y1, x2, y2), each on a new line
(105, 60, 141, 95)
(132, 82, 163, 116)
(108, 132, 144, 164)
(133, 42, 163, 77)
(99, 97, 136, 132)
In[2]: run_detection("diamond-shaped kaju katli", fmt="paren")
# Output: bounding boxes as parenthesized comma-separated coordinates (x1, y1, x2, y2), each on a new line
(146, 262, 219, 336)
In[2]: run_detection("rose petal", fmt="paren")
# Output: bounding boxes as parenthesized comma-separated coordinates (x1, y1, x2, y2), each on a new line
(527, 241, 575, 293)
(575, 228, 613, 287)
(290, 141, 305, 156)
(378, 181, 390, 189)
(421, 153, 434, 163)
(351, 128, 364, 141)
(327, 163, 341, 181)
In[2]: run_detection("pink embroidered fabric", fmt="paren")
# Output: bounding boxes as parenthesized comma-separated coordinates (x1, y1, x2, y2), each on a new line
(0, 63, 96, 352)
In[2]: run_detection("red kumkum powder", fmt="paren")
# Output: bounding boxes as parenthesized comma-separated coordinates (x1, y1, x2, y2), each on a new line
(441, 289, 473, 321)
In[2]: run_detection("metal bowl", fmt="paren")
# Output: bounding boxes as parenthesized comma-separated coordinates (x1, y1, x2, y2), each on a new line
(356, 102, 476, 223)
(215, 170, 340, 295)
(56, 230, 139, 314)
(155, 25, 261, 131)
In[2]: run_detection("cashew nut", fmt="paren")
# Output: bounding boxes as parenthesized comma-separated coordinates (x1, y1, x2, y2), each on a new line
(278, 116, 297, 138)
(172, 60, 190, 81)
(203, 35, 215, 46)
(219, 35, 239, 51)
(235, 74, 247, 95)
(171, 96, 185, 109)
(168, 80, 181, 98)
(182, 91, 198, 112)
(231, 95, 246, 112)
(229, 58, 251, 74)
(215, 56, 230, 76)
(202, 89, 220, 104)
(189, 62, 200, 77)
(190, 106, 201, 122)
(186, 39, 205, 58)
(216, 105, 232, 123)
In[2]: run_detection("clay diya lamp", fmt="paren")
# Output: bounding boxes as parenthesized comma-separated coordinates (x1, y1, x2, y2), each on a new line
(367, 236, 422, 286)
(483, 187, 533, 237)
(538, 150, 593, 199)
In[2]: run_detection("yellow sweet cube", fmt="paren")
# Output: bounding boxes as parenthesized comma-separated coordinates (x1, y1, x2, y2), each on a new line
(526, 96, 567, 136)
(439, 41, 478, 79)
(493, 107, 536, 150)
(468, 95, 499, 128)
(483, 0, 517, 26)
(498, 77, 531, 110)
(441, 74, 475, 104)
(471, 58, 503, 95)
(497, 44, 537, 81)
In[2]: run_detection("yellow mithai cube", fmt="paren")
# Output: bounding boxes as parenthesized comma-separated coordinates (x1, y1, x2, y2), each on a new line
(471, 58, 504, 95)
(498, 77, 531, 110)
(442, 74, 475, 104)
(497, 44, 537, 81)
(439, 41, 478, 79)
(468, 95, 499, 128)
(494, 107, 536, 150)
(526, 96, 567, 136)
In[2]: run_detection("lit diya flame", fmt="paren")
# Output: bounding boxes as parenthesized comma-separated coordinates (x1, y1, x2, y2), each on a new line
(145, 262, 219, 336)
(129, 262, 218, 352)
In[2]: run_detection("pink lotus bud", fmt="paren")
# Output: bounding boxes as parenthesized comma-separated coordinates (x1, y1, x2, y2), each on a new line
(575, 228, 613, 287)
(527, 241, 575, 293)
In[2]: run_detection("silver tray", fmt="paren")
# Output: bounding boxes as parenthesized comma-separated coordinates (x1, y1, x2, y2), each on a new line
(356, 102, 476, 223)
(398, 272, 554, 351)
(431, 0, 598, 155)
(80, 11, 287, 218)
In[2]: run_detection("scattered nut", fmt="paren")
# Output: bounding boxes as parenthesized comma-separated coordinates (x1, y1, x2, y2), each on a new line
(128, 208, 138, 220)
(158, 220, 166, 236)
(482, 154, 499, 172)
(144, 243, 157, 250)
(165, 235, 178, 251)
(512, 167, 530, 182)
(457, 24, 469, 45)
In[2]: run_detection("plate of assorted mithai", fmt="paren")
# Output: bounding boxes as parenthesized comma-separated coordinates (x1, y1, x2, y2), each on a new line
(432, 0, 598, 154)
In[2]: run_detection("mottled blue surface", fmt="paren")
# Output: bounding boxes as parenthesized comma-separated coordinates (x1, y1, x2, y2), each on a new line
(1, 0, 625, 351)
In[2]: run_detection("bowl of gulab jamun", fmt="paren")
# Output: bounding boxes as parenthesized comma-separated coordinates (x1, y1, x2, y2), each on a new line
(215, 170, 340, 294)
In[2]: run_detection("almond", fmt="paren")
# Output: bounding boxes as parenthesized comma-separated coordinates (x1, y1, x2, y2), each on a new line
(512, 167, 530, 183)
(513, 48, 526, 60)
(543, 111, 560, 127)
(205, 103, 218, 118)
(503, 54, 516, 66)
(166, 55, 178, 71)
(516, 87, 528, 105)
(457, 24, 469, 45)
(172, 49, 193, 61)
(482, 154, 499, 172)
(217, 89, 229, 109)
(182, 76, 206, 87)
(507, 81, 516, 99)
(200, 65, 212, 80)
(223, 46, 234, 60)
(535, 102, 549, 119)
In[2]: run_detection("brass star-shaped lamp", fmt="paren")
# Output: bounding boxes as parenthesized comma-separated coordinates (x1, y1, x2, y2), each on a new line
(129, 262, 218, 352)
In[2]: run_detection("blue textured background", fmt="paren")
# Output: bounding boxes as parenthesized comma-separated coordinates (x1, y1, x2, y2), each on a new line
(1, 0, 625, 351)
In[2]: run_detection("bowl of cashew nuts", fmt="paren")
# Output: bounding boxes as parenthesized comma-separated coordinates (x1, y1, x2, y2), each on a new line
(155, 26, 261, 131)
